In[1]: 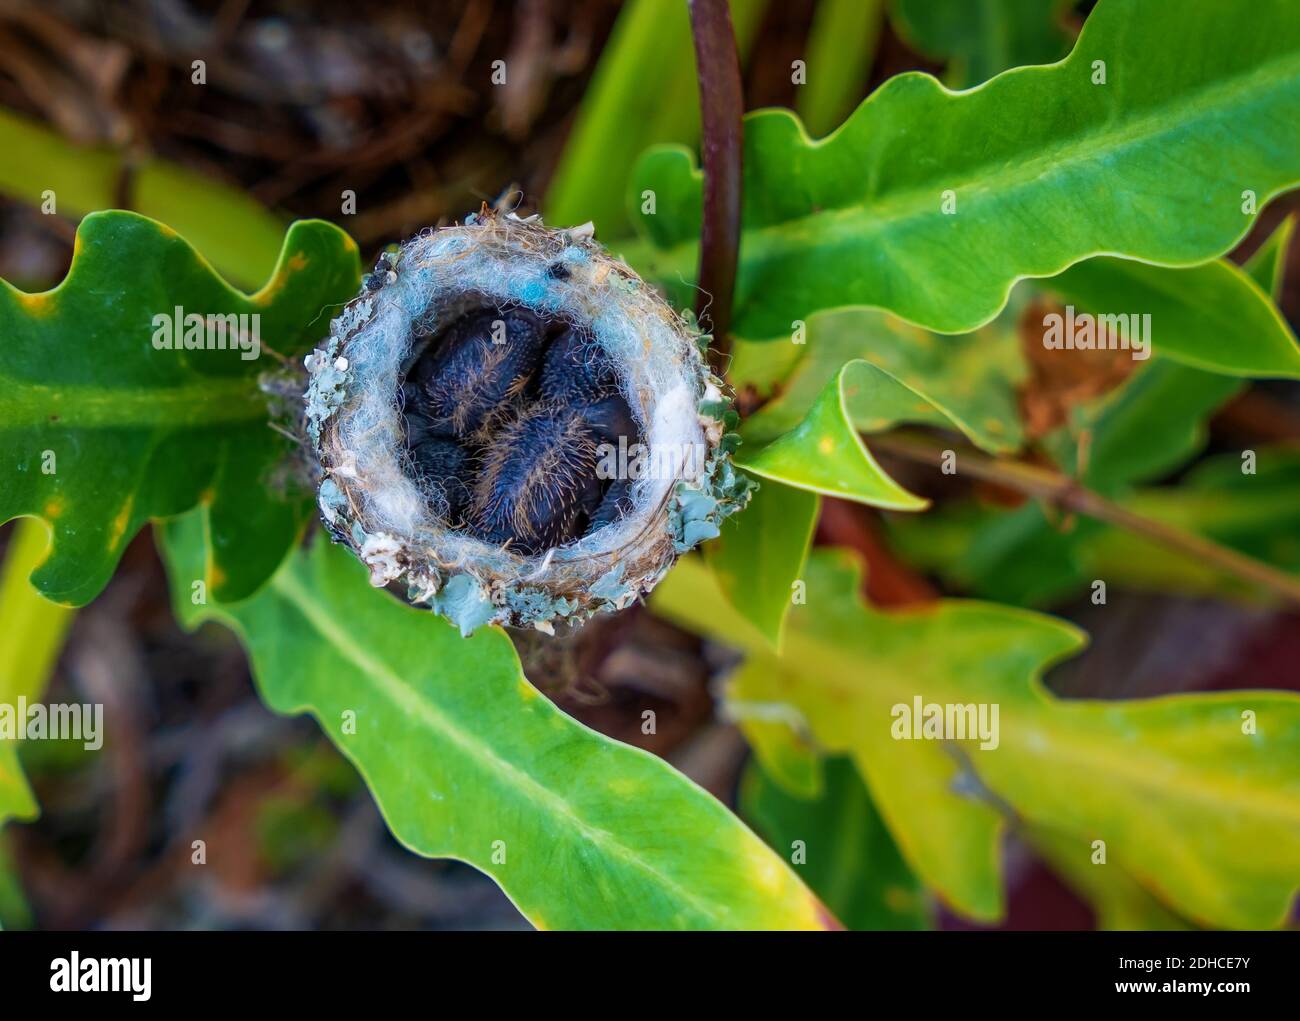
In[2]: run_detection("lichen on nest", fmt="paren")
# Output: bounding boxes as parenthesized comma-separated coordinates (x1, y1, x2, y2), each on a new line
(304, 209, 752, 636)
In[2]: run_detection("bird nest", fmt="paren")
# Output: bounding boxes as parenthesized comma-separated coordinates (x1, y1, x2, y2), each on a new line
(303, 210, 752, 635)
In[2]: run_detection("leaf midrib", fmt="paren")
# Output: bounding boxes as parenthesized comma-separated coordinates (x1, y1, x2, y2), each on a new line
(269, 564, 731, 928)
(0, 377, 268, 427)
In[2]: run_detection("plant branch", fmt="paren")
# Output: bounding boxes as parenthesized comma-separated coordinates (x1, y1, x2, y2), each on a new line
(872, 431, 1300, 607)
(688, 0, 744, 373)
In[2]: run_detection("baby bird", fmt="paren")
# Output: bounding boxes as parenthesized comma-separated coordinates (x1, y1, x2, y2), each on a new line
(401, 306, 643, 554)
(467, 403, 604, 554)
(403, 307, 547, 440)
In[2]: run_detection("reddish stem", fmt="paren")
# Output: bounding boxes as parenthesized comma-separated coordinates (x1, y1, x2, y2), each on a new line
(688, 0, 744, 373)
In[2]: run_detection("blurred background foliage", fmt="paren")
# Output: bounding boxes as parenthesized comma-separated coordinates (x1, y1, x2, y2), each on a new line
(0, 0, 1297, 930)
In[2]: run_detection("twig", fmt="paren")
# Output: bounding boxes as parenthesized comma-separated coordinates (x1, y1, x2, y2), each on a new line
(872, 430, 1300, 607)
(687, 0, 744, 373)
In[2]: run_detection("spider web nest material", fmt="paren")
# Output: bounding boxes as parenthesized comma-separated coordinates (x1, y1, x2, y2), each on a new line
(304, 210, 752, 635)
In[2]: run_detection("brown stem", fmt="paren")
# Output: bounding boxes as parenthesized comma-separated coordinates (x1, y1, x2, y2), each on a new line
(872, 431, 1300, 607)
(688, 0, 744, 374)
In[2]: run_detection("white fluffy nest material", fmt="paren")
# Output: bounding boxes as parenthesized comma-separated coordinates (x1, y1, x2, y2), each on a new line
(303, 210, 752, 636)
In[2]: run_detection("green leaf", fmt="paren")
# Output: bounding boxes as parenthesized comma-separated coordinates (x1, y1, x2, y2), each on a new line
(1027, 827, 1193, 931)
(1244, 213, 1295, 295)
(158, 511, 831, 931)
(890, 0, 1073, 89)
(737, 361, 931, 510)
(737, 301, 1027, 454)
(0, 108, 289, 288)
(652, 551, 1300, 928)
(542, 0, 768, 238)
(742, 756, 931, 930)
(623, 0, 1300, 338)
(740, 713, 825, 800)
(0, 519, 74, 826)
(1045, 360, 1243, 493)
(797, 0, 885, 138)
(1044, 256, 1300, 379)
(0, 210, 361, 606)
(705, 479, 818, 651)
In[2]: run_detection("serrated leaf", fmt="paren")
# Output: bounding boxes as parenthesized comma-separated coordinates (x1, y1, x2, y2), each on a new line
(158, 512, 831, 931)
(736, 360, 945, 510)
(652, 551, 1300, 928)
(890, 0, 1073, 89)
(742, 756, 931, 931)
(1043, 214, 1292, 489)
(705, 478, 818, 651)
(622, 0, 1300, 338)
(711, 301, 1025, 644)
(0, 210, 360, 606)
(1046, 217, 1296, 487)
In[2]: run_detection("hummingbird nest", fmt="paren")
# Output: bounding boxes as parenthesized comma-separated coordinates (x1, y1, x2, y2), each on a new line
(303, 210, 752, 636)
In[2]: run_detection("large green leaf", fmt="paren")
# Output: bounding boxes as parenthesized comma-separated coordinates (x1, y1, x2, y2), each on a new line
(0, 210, 360, 606)
(890, 0, 1073, 89)
(742, 756, 931, 930)
(652, 552, 1300, 928)
(704, 479, 819, 651)
(623, 0, 1300, 339)
(158, 511, 830, 931)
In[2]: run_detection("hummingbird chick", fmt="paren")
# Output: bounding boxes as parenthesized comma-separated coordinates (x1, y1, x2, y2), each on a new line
(401, 306, 642, 555)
